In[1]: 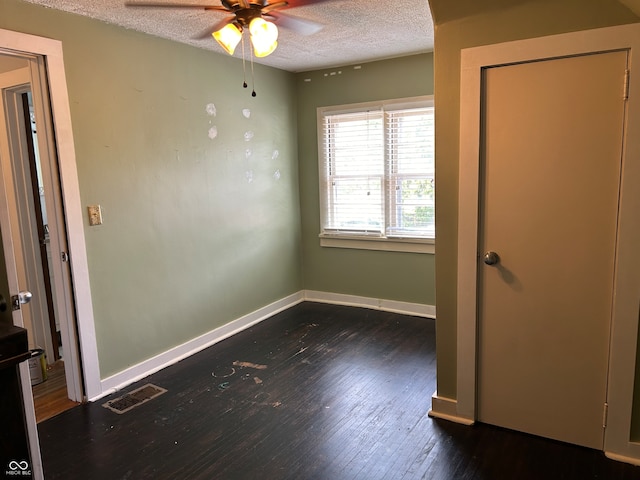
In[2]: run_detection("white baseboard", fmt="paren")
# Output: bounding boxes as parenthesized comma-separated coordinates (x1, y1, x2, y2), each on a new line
(91, 292, 304, 401)
(429, 392, 640, 465)
(428, 391, 475, 425)
(91, 290, 434, 402)
(605, 451, 640, 467)
(304, 290, 436, 319)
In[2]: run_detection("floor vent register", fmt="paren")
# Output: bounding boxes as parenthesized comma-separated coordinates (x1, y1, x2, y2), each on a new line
(102, 383, 167, 414)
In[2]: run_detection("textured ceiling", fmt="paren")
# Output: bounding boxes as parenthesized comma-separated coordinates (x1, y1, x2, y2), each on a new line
(22, 0, 434, 72)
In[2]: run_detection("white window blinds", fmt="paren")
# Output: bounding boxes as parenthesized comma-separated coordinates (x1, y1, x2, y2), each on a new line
(386, 106, 435, 238)
(318, 97, 435, 241)
(322, 109, 385, 234)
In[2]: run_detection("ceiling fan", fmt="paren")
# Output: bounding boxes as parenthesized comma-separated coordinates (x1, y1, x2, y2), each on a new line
(124, 0, 328, 58)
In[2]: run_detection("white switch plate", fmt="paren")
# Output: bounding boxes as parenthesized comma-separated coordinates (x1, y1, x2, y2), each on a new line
(88, 205, 103, 226)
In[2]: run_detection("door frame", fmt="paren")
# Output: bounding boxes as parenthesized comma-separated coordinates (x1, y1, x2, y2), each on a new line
(456, 23, 640, 462)
(0, 30, 101, 400)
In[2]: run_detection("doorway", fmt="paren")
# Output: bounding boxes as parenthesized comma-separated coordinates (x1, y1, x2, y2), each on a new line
(0, 28, 101, 479)
(0, 55, 80, 421)
(455, 23, 640, 460)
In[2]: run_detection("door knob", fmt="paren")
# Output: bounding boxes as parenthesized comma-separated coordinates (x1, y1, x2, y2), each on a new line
(11, 291, 33, 311)
(483, 251, 500, 266)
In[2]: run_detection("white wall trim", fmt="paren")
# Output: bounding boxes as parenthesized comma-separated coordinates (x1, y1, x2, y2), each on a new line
(605, 450, 640, 467)
(320, 235, 435, 254)
(428, 391, 474, 425)
(304, 290, 436, 318)
(92, 292, 305, 401)
(457, 23, 640, 462)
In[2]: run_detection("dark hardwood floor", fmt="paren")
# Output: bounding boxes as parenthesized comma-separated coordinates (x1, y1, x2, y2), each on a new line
(37, 302, 640, 479)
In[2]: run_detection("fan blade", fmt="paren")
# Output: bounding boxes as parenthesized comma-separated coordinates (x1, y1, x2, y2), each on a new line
(124, 1, 228, 11)
(267, 11, 323, 35)
(193, 17, 233, 39)
(278, 0, 334, 8)
(261, 1, 288, 14)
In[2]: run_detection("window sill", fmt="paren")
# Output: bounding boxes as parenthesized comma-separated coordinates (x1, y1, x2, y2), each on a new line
(319, 234, 435, 254)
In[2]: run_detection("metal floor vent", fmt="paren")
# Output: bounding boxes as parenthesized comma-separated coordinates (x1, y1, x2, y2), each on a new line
(102, 383, 167, 414)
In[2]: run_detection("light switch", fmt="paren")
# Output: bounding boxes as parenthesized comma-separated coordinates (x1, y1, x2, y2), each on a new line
(88, 205, 103, 226)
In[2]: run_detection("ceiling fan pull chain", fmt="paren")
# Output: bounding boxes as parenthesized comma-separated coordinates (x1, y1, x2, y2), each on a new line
(241, 32, 248, 89)
(250, 41, 257, 97)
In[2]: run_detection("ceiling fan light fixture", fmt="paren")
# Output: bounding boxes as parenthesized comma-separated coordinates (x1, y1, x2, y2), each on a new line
(249, 17, 279, 57)
(213, 22, 243, 55)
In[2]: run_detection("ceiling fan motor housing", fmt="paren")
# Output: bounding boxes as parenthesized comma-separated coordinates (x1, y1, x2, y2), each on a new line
(234, 8, 263, 27)
(222, 0, 269, 7)
(221, 0, 282, 27)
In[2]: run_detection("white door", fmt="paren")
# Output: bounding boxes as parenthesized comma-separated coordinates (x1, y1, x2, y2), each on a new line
(477, 50, 627, 449)
(0, 67, 52, 359)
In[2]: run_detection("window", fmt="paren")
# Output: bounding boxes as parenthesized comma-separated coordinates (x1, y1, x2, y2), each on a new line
(317, 96, 434, 253)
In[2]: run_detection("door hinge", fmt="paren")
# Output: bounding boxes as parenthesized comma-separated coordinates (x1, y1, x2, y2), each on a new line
(603, 402, 609, 428)
(61, 251, 69, 262)
(624, 69, 630, 101)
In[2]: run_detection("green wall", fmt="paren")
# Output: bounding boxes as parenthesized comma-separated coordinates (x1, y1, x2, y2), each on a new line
(0, 1, 436, 383)
(295, 54, 436, 306)
(1, 0, 301, 377)
(429, 0, 639, 398)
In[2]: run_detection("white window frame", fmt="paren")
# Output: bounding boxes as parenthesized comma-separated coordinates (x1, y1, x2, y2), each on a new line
(317, 96, 435, 254)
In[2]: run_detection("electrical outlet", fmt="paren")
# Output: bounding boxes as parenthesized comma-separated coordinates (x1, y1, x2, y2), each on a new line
(88, 205, 103, 226)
